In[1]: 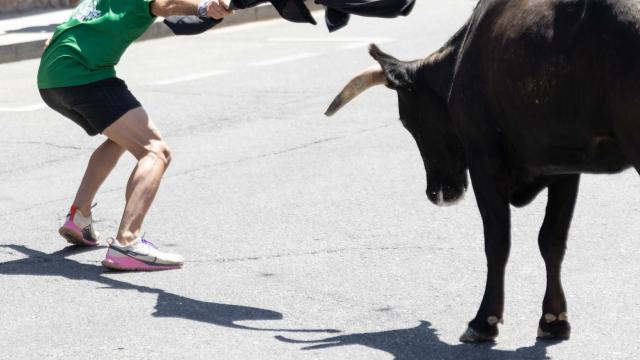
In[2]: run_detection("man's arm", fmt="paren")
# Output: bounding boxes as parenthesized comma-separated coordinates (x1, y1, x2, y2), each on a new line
(150, 0, 198, 17)
(151, 0, 233, 19)
(164, 16, 222, 35)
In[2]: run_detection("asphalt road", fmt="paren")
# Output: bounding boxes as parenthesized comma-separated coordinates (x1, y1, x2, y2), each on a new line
(1, 1, 640, 359)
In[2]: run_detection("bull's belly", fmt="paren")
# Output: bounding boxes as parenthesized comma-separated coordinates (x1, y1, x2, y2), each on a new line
(534, 160, 631, 175)
(521, 139, 631, 175)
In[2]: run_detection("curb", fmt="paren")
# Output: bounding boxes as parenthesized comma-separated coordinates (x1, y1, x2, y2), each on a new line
(0, 3, 323, 64)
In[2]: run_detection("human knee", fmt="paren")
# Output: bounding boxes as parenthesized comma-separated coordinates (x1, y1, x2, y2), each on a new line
(105, 139, 126, 156)
(144, 141, 172, 167)
(163, 145, 172, 167)
(90, 139, 123, 162)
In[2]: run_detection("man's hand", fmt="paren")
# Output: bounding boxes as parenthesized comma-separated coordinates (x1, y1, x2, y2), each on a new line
(207, 0, 234, 19)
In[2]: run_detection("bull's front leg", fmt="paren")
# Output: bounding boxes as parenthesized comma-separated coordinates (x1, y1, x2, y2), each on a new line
(459, 155, 511, 343)
(536, 174, 579, 340)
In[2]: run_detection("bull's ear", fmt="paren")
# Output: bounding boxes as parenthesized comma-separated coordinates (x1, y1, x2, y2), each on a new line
(369, 44, 414, 89)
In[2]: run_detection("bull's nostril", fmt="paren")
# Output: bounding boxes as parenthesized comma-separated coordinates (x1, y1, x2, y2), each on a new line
(426, 189, 440, 204)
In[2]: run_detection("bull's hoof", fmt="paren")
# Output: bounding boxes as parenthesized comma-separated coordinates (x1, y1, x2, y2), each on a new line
(537, 313, 571, 340)
(459, 317, 500, 343)
(459, 327, 497, 343)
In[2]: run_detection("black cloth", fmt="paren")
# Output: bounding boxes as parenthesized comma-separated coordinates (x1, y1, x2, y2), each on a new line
(316, 0, 415, 32)
(162, 0, 315, 36)
(232, 0, 316, 24)
(162, 0, 416, 35)
(39, 78, 141, 136)
(164, 16, 222, 35)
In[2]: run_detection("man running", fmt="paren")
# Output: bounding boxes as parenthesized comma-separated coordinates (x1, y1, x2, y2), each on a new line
(38, 0, 234, 270)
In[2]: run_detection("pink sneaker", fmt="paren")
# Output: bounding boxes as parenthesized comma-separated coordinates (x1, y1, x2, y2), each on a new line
(58, 205, 99, 246)
(102, 236, 184, 271)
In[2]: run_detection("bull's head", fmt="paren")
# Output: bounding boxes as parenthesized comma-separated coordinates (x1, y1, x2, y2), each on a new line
(326, 44, 468, 206)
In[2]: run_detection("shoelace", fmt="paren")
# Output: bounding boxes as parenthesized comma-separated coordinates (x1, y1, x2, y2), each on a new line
(140, 235, 158, 250)
(105, 234, 158, 250)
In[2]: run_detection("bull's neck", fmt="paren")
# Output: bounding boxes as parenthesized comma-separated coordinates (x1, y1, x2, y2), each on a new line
(418, 22, 468, 101)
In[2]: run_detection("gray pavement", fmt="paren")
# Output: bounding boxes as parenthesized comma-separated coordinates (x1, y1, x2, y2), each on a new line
(1, 1, 640, 359)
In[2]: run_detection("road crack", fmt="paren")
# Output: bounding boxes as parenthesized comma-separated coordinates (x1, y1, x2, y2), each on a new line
(189, 245, 427, 264)
(0, 124, 392, 220)
(0, 140, 91, 151)
(171, 124, 392, 179)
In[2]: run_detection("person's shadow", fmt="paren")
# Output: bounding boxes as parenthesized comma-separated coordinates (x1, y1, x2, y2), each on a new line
(277, 320, 562, 360)
(0, 244, 560, 358)
(0, 244, 338, 334)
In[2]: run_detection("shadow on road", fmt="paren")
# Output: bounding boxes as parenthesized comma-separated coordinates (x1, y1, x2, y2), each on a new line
(0, 244, 338, 334)
(1, 245, 560, 358)
(277, 320, 562, 360)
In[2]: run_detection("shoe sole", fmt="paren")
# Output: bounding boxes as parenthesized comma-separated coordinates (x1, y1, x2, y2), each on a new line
(102, 258, 182, 271)
(58, 226, 97, 247)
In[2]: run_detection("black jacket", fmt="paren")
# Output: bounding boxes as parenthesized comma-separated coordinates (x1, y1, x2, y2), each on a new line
(164, 0, 415, 35)
(318, 0, 415, 32)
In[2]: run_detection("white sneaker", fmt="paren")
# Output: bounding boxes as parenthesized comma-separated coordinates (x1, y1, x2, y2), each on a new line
(102, 236, 184, 271)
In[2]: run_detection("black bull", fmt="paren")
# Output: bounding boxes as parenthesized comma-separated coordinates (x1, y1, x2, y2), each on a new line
(327, 0, 640, 342)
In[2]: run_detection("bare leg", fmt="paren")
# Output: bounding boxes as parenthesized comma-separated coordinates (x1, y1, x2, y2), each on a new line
(103, 107, 172, 245)
(73, 139, 125, 216)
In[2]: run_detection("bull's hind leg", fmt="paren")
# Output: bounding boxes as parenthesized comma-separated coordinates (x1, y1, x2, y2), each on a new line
(536, 174, 579, 340)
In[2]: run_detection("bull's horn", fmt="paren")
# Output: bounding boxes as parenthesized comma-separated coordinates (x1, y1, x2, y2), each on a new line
(325, 64, 386, 117)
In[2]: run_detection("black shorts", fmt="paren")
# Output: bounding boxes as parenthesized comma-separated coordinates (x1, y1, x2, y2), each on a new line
(39, 77, 142, 136)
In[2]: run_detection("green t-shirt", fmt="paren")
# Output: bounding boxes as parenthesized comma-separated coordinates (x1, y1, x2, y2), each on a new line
(37, 0, 156, 89)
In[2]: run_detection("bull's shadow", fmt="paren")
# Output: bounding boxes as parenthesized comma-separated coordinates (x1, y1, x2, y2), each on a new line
(278, 321, 560, 360)
(0, 244, 337, 333)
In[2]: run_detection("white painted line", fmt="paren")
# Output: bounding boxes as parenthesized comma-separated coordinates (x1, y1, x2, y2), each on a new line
(340, 38, 394, 49)
(268, 37, 394, 43)
(202, 4, 324, 37)
(0, 103, 47, 113)
(204, 17, 286, 36)
(150, 70, 230, 86)
(250, 52, 319, 67)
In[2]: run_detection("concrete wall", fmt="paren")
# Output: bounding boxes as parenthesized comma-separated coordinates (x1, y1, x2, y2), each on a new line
(0, 0, 79, 15)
